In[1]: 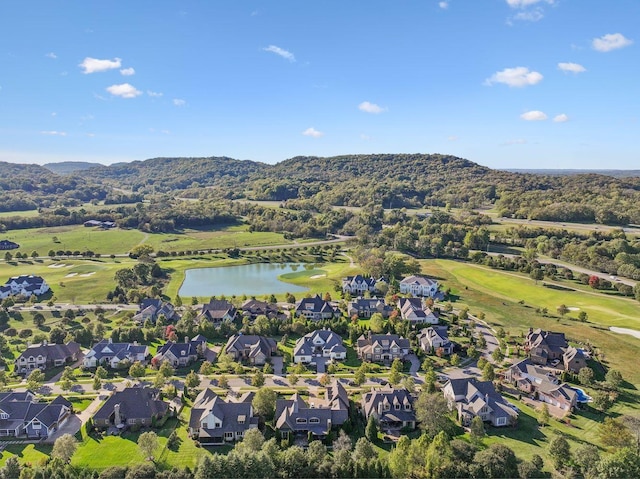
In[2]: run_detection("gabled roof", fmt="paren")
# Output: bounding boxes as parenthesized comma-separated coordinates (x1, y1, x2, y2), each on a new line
(362, 386, 415, 423)
(189, 389, 257, 434)
(400, 275, 437, 287)
(93, 387, 168, 421)
(563, 346, 585, 362)
(357, 333, 410, 352)
(444, 378, 517, 421)
(418, 326, 450, 346)
(16, 342, 80, 362)
(198, 300, 237, 321)
(293, 329, 345, 357)
(86, 340, 147, 361)
(225, 334, 276, 358)
(295, 295, 338, 315)
(155, 336, 206, 360)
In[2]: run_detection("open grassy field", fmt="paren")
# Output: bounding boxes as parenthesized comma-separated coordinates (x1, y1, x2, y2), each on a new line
(421, 259, 640, 387)
(0, 223, 292, 257)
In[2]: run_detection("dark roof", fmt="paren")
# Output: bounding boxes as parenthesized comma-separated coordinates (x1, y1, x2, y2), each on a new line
(16, 342, 80, 363)
(93, 387, 168, 421)
(295, 295, 338, 315)
(86, 340, 147, 361)
(156, 336, 205, 360)
(225, 334, 276, 358)
(189, 389, 258, 434)
(199, 300, 237, 321)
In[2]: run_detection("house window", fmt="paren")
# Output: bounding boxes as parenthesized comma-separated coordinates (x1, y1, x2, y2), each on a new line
(309, 418, 320, 424)
(32, 420, 41, 430)
(395, 404, 400, 410)
(405, 404, 410, 410)
(375, 355, 380, 360)
(392, 347, 398, 353)
(375, 348, 381, 353)
(215, 422, 221, 428)
(128, 419, 136, 425)
(0, 413, 7, 419)
(225, 432, 233, 439)
(496, 417, 506, 426)
(238, 415, 246, 425)
(296, 418, 307, 424)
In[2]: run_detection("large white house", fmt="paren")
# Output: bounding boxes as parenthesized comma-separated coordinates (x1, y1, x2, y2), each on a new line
(1, 275, 50, 298)
(399, 275, 438, 297)
(293, 329, 346, 364)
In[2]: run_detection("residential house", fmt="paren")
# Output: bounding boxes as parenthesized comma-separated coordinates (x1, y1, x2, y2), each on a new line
(525, 329, 568, 365)
(418, 326, 454, 355)
(293, 329, 346, 364)
(347, 298, 394, 319)
(2, 275, 50, 297)
(154, 335, 207, 368)
(399, 275, 439, 297)
(240, 299, 281, 320)
(83, 220, 115, 228)
(224, 334, 276, 366)
(294, 295, 340, 321)
(92, 387, 170, 429)
(442, 378, 518, 427)
(505, 359, 577, 411)
(197, 300, 237, 324)
(0, 240, 19, 251)
(133, 298, 179, 324)
(83, 339, 148, 369)
(525, 329, 588, 373)
(563, 346, 588, 374)
(361, 386, 416, 432)
(397, 297, 439, 324)
(341, 275, 387, 295)
(0, 391, 72, 438)
(188, 389, 259, 444)
(356, 332, 410, 364)
(14, 341, 81, 375)
(274, 380, 349, 441)
(0, 285, 12, 300)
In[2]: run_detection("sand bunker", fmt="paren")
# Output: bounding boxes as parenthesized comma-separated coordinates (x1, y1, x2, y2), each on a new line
(610, 326, 640, 340)
(48, 263, 67, 268)
(79, 272, 96, 277)
(64, 273, 78, 278)
(567, 307, 580, 311)
(310, 274, 326, 279)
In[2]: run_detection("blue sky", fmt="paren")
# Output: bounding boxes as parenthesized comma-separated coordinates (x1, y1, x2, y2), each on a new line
(0, 0, 638, 169)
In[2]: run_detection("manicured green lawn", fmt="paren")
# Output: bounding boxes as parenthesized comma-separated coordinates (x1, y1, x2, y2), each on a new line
(0, 444, 52, 467)
(422, 259, 640, 386)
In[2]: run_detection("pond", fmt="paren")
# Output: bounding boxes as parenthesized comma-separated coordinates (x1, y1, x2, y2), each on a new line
(178, 262, 311, 297)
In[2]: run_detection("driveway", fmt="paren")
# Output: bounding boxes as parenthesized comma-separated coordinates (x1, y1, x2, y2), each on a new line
(406, 354, 421, 377)
(44, 395, 104, 444)
(271, 357, 284, 376)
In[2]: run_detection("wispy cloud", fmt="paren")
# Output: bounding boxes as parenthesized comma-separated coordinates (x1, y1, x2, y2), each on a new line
(512, 8, 544, 22)
(147, 90, 163, 97)
(263, 45, 296, 62)
(358, 101, 387, 114)
(106, 83, 142, 98)
(521, 110, 547, 121)
(302, 127, 324, 138)
(447, 135, 459, 141)
(558, 62, 586, 73)
(120, 67, 135, 76)
(41, 130, 67, 136)
(45, 52, 57, 59)
(553, 113, 569, 122)
(173, 99, 186, 107)
(79, 57, 122, 74)
(439, 1, 449, 9)
(506, 0, 554, 7)
(592, 33, 633, 52)
(485, 67, 543, 87)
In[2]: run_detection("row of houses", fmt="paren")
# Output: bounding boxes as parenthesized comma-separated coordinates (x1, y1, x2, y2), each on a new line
(0, 275, 50, 300)
(342, 274, 439, 298)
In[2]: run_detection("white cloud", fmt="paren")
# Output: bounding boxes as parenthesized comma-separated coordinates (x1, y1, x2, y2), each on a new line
(79, 57, 122, 74)
(439, 1, 449, 9)
(147, 90, 163, 97)
(86, 133, 96, 137)
(520, 110, 548, 121)
(51, 112, 57, 117)
(506, 0, 553, 7)
(360, 134, 372, 140)
(302, 127, 324, 138)
(263, 45, 296, 62)
(447, 135, 459, 141)
(484, 67, 543, 87)
(173, 98, 186, 107)
(41, 130, 67, 136)
(558, 62, 586, 73)
(161, 130, 171, 135)
(45, 52, 57, 59)
(512, 8, 544, 21)
(106, 83, 142, 98)
(553, 113, 569, 122)
(120, 67, 135, 76)
(358, 101, 386, 114)
(592, 33, 633, 52)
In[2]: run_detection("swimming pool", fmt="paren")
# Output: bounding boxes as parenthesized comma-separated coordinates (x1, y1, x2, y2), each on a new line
(570, 387, 592, 403)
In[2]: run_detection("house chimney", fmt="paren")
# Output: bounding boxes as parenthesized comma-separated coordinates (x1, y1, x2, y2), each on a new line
(184, 336, 189, 344)
(377, 402, 383, 415)
(114, 403, 122, 426)
(42, 340, 47, 346)
(108, 338, 113, 344)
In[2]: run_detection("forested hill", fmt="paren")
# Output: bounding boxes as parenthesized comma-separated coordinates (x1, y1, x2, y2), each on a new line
(81, 156, 268, 193)
(0, 161, 109, 212)
(507, 168, 640, 178)
(43, 161, 104, 174)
